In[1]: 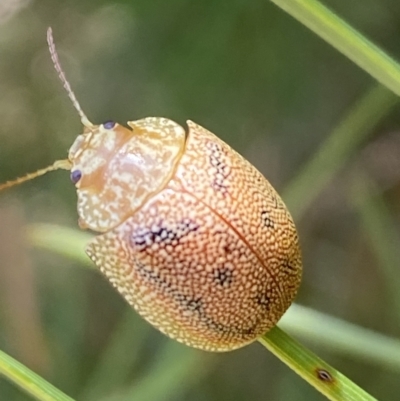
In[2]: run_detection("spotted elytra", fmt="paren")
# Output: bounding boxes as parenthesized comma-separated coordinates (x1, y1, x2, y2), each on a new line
(0, 28, 302, 352)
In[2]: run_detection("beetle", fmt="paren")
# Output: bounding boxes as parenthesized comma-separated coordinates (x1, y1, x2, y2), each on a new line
(0, 28, 302, 352)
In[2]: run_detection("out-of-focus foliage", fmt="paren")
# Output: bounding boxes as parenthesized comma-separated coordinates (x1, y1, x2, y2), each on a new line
(0, 0, 400, 400)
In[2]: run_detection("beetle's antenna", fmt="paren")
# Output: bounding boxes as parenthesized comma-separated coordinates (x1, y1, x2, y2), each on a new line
(0, 159, 72, 192)
(47, 27, 93, 128)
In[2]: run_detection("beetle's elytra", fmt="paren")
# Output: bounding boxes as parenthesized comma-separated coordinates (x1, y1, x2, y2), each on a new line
(0, 28, 302, 352)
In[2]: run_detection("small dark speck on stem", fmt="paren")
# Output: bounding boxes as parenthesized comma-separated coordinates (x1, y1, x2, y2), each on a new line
(316, 368, 334, 384)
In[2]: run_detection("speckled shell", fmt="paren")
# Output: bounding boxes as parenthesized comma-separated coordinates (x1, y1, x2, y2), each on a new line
(85, 120, 302, 352)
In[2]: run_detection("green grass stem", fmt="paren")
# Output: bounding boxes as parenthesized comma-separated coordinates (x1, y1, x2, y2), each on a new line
(270, 0, 400, 96)
(0, 349, 74, 401)
(259, 327, 377, 401)
(283, 84, 398, 220)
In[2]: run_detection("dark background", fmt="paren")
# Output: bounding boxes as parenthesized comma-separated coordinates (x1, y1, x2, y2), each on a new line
(0, 0, 400, 400)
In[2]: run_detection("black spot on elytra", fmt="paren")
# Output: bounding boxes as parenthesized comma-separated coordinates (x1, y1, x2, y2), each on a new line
(204, 317, 257, 337)
(207, 141, 231, 193)
(131, 219, 199, 251)
(175, 293, 204, 314)
(186, 297, 203, 312)
(134, 260, 172, 291)
(261, 210, 274, 228)
(135, 259, 206, 315)
(213, 267, 233, 287)
(223, 245, 232, 254)
(242, 326, 256, 335)
(282, 258, 297, 272)
(255, 292, 271, 309)
(267, 192, 279, 209)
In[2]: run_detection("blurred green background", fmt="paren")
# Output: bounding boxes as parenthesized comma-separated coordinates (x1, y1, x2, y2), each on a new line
(0, 0, 400, 400)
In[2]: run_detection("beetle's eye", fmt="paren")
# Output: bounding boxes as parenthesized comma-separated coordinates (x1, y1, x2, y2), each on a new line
(70, 170, 82, 184)
(103, 121, 116, 129)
